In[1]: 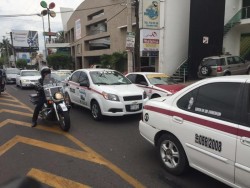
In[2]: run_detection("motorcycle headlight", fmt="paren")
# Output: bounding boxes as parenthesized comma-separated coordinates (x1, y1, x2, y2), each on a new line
(102, 92, 120, 101)
(54, 92, 64, 100)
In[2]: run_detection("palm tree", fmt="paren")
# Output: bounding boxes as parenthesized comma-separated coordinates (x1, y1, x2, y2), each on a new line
(55, 31, 65, 43)
(0, 38, 13, 66)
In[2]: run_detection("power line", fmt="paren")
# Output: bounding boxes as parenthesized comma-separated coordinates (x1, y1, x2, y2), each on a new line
(0, 1, 126, 18)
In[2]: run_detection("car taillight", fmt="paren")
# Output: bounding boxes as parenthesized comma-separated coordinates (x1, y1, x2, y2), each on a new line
(217, 66, 222, 72)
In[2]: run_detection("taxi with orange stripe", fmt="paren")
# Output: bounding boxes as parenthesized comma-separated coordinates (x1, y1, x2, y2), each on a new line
(139, 75, 250, 188)
(125, 72, 186, 99)
(64, 69, 148, 120)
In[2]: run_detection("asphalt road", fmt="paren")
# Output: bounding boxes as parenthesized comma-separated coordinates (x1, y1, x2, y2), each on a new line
(0, 84, 230, 188)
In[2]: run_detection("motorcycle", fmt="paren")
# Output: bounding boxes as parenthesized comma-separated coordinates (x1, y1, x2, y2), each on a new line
(29, 73, 71, 131)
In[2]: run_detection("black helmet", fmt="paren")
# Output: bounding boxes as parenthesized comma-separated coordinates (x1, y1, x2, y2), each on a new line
(40, 67, 51, 78)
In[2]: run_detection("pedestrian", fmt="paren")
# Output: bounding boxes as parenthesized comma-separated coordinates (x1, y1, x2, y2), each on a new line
(31, 67, 51, 127)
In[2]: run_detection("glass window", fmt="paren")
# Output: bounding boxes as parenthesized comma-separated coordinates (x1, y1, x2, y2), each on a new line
(227, 57, 234, 65)
(233, 56, 244, 64)
(78, 72, 88, 83)
(178, 82, 241, 123)
(135, 75, 147, 85)
(126, 74, 136, 83)
(70, 71, 80, 83)
(177, 88, 198, 111)
(194, 83, 241, 122)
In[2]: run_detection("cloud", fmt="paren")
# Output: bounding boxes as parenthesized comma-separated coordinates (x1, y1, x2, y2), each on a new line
(0, 0, 83, 52)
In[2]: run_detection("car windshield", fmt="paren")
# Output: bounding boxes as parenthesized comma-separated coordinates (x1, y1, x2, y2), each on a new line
(51, 72, 71, 82)
(90, 70, 131, 85)
(21, 71, 40, 76)
(146, 74, 177, 85)
(6, 69, 20, 74)
(201, 59, 224, 66)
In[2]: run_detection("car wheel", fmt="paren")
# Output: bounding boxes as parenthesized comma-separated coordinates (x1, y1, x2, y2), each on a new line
(200, 65, 211, 76)
(224, 72, 230, 76)
(247, 69, 250, 75)
(64, 92, 74, 107)
(91, 101, 103, 121)
(158, 134, 189, 175)
(20, 81, 23, 89)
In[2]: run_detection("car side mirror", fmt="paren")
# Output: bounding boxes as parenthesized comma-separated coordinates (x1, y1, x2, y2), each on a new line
(80, 81, 90, 87)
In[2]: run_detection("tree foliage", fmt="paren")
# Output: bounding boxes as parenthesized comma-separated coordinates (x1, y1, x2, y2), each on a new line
(47, 54, 73, 70)
(100, 51, 127, 72)
(16, 59, 27, 69)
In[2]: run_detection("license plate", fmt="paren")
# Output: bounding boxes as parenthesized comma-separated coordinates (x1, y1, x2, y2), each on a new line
(130, 104, 139, 110)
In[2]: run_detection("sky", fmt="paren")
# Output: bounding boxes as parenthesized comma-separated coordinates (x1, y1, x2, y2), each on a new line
(0, 0, 83, 52)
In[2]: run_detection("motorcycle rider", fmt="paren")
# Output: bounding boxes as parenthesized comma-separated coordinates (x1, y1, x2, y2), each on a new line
(31, 67, 51, 127)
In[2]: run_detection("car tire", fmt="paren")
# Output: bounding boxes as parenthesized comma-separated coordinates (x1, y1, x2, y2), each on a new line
(200, 65, 211, 76)
(64, 92, 74, 107)
(158, 134, 189, 175)
(20, 81, 23, 89)
(91, 100, 103, 121)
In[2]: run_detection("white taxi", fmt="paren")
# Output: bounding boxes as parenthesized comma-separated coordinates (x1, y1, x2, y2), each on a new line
(139, 75, 250, 188)
(64, 69, 148, 120)
(126, 72, 186, 99)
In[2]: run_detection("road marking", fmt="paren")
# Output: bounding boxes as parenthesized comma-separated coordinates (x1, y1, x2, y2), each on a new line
(0, 98, 19, 103)
(27, 168, 91, 188)
(0, 94, 146, 188)
(0, 135, 106, 165)
(0, 102, 31, 110)
(0, 109, 32, 117)
(0, 119, 146, 187)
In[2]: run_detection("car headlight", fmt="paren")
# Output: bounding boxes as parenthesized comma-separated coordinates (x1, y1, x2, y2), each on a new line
(54, 92, 64, 100)
(102, 92, 120, 101)
(143, 91, 147, 99)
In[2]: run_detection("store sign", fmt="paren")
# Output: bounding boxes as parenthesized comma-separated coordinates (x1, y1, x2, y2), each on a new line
(140, 29, 159, 52)
(75, 19, 81, 40)
(139, 0, 160, 29)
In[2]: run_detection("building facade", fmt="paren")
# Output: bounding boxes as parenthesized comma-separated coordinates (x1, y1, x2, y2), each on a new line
(65, 0, 250, 78)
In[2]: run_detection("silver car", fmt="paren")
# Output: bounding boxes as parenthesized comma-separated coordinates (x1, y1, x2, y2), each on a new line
(197, 55, 250, 78)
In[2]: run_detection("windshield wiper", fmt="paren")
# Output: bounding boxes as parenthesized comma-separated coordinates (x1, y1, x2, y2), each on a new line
(95, 82, 109, 85)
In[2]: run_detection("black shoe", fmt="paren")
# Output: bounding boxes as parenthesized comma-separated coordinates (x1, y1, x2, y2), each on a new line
(31, 121, 37, 127)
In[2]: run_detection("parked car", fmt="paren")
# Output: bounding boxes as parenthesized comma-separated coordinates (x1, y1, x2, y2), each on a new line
(197, 55, 250, 78)
(0, 68, 6, 94)
(5, 68, 20, 84)
(64, 69, 148, 120)
(139, 75, 250, 188)
(16, 70, 40, 89)
(125, 72, 186, 99)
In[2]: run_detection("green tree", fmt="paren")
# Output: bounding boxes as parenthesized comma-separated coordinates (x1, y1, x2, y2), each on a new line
(47, 54, 73, 70)
(100, 51, 127, 72)
(0, 38, 13, 67)
(55, 31, 65, 43)
(16, 59, 27, 69)
(0, 57, 4, 68)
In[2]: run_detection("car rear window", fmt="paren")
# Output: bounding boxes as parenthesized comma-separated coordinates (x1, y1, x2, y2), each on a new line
(201, 58, 225, 66)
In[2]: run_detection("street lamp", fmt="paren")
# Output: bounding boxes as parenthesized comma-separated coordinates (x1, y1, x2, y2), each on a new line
(40, 1, 56, 43)
(37, 13, 47, 61)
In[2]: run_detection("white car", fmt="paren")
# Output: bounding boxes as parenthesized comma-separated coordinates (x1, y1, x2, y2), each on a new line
(64, 69, 148, 120)
(5, 68, 20, 84)
(126, 72, 186, 99)
(16, 70, 40, 89)
(139, 75, 250, 188)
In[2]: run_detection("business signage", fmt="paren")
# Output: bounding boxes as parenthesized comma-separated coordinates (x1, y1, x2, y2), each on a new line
(140, 29, 159, 57)
(75, 19, 81, 40)
(126, 32, 135, 51)
(12, 30, 39, 52)
(139, 0, 160, 29)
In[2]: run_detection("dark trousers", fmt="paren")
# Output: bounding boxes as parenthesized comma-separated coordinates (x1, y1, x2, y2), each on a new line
(32, 97, 46, 122)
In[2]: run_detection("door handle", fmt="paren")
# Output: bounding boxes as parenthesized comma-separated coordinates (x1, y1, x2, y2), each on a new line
(76, 87, 79, 89)
(240, 137, 250, 146)
(172, 116, 183, 124)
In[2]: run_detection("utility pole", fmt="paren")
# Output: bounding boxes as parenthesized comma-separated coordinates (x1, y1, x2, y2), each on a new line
(127, 0, 133, 73)
(9, 32, 16, 67)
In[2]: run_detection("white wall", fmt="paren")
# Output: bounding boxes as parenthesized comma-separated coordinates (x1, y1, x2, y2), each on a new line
(224, 0, 242, 23)
(159, 0, 191, 75)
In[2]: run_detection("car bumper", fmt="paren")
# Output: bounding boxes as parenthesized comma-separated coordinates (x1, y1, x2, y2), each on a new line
(21, 81, 38, 87)
(101, 98, 149, 116)
(139, 120, 158, 146)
